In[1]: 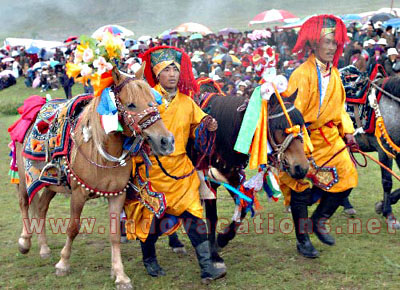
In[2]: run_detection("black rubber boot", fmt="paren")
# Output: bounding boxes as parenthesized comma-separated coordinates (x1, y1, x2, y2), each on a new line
(140, 238, 165, 277)
(195, 241, 226, 284)
(291, 190, 319, 258)
(311, 190, 351, 246)
(143, 257, 166, 277)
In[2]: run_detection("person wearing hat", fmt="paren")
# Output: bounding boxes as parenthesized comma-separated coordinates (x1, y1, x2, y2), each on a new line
(382, 25, 395, 48)
(384, 47, 399, 76)
(279, 15, 358, 259)
(124, 46, 225, 283)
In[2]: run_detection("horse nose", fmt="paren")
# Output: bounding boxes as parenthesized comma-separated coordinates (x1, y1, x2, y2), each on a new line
(292, 164, 308, 179)
(160, 134, 175, 152)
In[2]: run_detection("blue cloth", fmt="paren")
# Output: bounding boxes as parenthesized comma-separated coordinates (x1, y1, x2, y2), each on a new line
(151, 88, 163, 105)
(97, 87, 117, 115)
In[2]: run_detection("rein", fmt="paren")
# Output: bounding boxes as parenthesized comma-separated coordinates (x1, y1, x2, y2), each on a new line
(314, 143, 400, 182)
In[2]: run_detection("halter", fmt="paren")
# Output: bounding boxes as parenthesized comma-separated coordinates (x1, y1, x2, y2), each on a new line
(267, 84, 302, 170)
(113, 77, 161, 137)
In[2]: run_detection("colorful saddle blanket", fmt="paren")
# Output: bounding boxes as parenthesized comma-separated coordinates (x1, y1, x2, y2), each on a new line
(23, 94, 93, 203)
(23, 95, 92, 161)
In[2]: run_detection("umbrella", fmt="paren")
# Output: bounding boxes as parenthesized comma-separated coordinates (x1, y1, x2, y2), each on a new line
(64, 36, 78, 43)
(212, 54, 242, 66)
(370, 12, 396, 23)
(249, 9, 298, 25)
(383, 18, 400, 28)
(205, 44, 228, 55)
(340, 14, 362, 21)
(1, 57, 14, 63)
(189, 33, 203, 40)
(172, 22, 213, 35)
(32, 61, 48, 70)
(218, 28, 240, 36)
(49, 60, 60, 68)
(26, 45, 40, 54)
(280, 14, 316, 29)
(0, 70, 14, 77)
(92, 24, 134, 38)
(138, 35, 152, 43)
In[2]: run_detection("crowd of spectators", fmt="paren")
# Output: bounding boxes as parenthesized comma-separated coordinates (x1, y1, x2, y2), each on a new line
(1, 19, 400, 96)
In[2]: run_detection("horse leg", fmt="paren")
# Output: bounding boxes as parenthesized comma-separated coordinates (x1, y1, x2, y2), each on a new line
(17, 182, 32, 254)
(36, 188, 56, 258)
(16, 146, 32, 254)
(55, 191, 85, 276)
(204, 199, 225, 268)
(376, 149, 393, 217)
(108, 194, 132, 290)
(217, 209, 247, 249)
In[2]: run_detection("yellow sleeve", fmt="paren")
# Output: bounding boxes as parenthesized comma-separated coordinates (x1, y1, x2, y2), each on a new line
(338, 105, 355, 136)
(189, 97, 208, 139)
(286, 68, 311, 115)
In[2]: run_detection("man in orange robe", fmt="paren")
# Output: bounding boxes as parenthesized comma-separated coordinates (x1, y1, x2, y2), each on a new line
(124, 46, 225, 283)
(279, 15, 358, 258)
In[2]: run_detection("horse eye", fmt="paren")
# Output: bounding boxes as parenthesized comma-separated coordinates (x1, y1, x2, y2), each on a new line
(126, 103, 136, 109)
(148, 102, 154, 107)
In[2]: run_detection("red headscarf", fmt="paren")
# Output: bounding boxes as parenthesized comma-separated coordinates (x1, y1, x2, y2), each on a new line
(140, 45, 198, 96)
(292, 14, 349, 67)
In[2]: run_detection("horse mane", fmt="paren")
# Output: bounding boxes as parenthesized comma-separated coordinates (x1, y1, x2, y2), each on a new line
(383, 76, 400, 97)
(73, 79, 152, 160)
(206, 94, 249, 167)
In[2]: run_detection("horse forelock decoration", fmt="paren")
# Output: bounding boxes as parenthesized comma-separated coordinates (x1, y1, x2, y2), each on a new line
(14, 64, 174, 290)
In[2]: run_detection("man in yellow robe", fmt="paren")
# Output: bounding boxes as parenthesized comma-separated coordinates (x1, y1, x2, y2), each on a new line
(279, 15, 358, 258)
(124, 46, 225, 283)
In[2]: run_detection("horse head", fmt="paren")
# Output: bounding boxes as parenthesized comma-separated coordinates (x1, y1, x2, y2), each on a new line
(268, 90, 309, 179)
(111, 64, 175, 156)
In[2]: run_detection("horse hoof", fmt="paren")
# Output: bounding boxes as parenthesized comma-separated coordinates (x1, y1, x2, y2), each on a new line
(120, 236, 130, 244)
(40, 252, 51, 259)
(116, 283, 133, 290)
(18, 238, 31, 254)
(55, 268, 70, 276)
(375, 201, 383, 215)
(55, 263, 70, 276)
(18, 245, 30, 254)
(172, 247, 187, 255)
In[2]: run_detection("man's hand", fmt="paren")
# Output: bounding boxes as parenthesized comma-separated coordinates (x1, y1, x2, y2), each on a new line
(344, 133, 356, 145)
(207, 118, 218, 132)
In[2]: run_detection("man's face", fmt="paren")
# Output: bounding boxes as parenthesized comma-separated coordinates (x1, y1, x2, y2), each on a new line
(158, 64, 179, 90)
(314, 33, 337, 64)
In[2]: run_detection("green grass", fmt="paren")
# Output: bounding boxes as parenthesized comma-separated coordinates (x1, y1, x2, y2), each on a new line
(1, 84, 400, 289)
(0, 81, 84, 115)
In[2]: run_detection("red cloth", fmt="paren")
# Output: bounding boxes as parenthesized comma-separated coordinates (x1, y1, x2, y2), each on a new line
(8, 95, 46, 143)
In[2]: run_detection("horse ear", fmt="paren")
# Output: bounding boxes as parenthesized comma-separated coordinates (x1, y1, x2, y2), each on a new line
(268, 92, 278, 108)
(112, 66, 125, 86)
(135, 61, 146, 80)
(285, 89, 298, 103)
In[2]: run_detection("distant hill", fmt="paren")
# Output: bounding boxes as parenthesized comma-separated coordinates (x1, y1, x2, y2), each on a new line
(0, 0, 392, 42)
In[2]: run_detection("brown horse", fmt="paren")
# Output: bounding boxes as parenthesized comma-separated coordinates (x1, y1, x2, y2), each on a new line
(14, 65, 174, 289)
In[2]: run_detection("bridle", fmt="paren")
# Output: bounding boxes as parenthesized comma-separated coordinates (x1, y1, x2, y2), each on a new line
(113, 77, 161, 137)
(267, 84, 303, 171)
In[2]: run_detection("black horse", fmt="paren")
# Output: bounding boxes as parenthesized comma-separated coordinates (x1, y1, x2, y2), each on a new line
(172, 79, 309, 268)
(341, 65, 400, 228)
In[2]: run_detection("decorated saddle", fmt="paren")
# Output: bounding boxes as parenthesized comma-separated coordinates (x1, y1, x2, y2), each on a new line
(22, 94, 93, 202)
(340, 64, 387, 134)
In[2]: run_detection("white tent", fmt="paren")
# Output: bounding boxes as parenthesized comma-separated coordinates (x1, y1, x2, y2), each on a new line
(4, 38, 64, 50)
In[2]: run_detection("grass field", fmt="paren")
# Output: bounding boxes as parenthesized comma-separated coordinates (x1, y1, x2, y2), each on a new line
(1, 81, 400, 289)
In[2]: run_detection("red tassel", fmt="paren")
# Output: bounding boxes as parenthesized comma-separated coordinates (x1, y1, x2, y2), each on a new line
(292, 14, 349, 67)
(140, 45, 198, 97)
